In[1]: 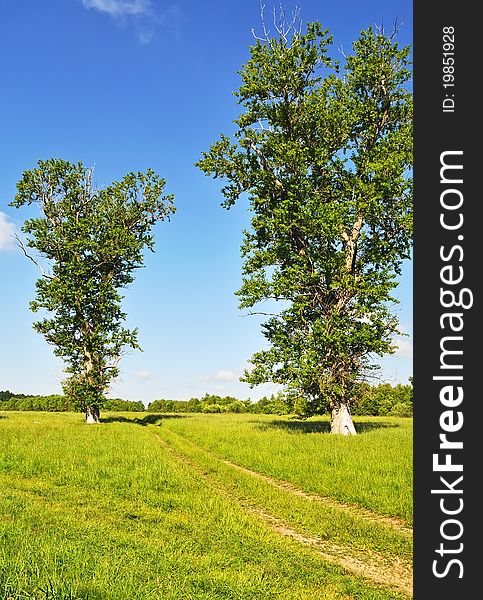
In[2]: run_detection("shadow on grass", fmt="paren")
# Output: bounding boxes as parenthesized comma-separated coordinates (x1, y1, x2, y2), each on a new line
(101, 413, 187, 426)
(260, 419, 399, 434)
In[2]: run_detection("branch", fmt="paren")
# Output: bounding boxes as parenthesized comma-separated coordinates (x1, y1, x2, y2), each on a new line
(374, 18, 403, 41)
(101, 355, 121, 372)
(244, 311, 280, 317)
(272, 2, 301, 43)
(14, 234, 54, 279)
(338, 44, 348, 59)
(252, 2, 301, 43)
(252, 1, 270, 41)
(248, 140, 284, 190)
(255, 119, 273, 133)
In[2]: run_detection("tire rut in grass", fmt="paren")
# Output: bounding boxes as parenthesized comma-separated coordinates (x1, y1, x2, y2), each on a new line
(153, 432, 413, 598)
(222, 458, 412, 535)
(251, 506, 412, 597)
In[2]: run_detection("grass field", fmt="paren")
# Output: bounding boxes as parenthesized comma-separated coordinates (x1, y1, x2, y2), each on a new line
(0, 411, 413, 599)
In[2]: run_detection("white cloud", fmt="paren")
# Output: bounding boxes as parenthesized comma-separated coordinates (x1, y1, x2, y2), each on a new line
(394, 337, 413, 359)
(81, 1, 183, 44)
(214, 370, 238, 382)
(0, 212, 16, 250)
(138, 28, 154, 44)
(135, 369, 152, 380)
(82, 0, 150, 17)
(398, 322, 410, 335)
(198, 369, 240, 384)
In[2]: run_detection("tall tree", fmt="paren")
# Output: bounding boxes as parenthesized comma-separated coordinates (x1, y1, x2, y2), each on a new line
(11, 159, 175, 423)
(197, 18, 412, 434)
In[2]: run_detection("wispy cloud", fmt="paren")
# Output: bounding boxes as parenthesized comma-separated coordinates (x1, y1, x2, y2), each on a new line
(138, 29, 154, 44)
(82, 0, 151, 18)
(198, 369, 240, 383)
(394, 337, 413, 359)
(135, 369, 152, 380)
(81, 1, 183, 44)
(0, 212, 16, 251)
(214, 370, 238, 382)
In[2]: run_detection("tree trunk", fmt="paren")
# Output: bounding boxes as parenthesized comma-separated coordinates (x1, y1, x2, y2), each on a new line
(330, 402, 357, 435)
(85, 405, 101, 424)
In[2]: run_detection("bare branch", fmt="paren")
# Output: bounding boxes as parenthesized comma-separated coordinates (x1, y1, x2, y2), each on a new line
(252, 2, 301, 44)
(251, 1, 270, 41)
(102, 355, 122, 372)
(272, 4, 284, 40)
(391, 18, 403, 39)
(248, 140, 284, 190)
(254, 118, 273, 133)
(14, 234, 54, 279)
(251, 29, 267, 42)
(272, 2, 301, 43)
(261, 1, 270, 39)
(338, 44, 347, 59)
(374, 18, 403, 40)
(292, 6, 302, 40)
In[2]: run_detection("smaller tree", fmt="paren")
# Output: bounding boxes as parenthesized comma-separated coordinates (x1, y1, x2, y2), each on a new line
(11, 159, 175, 423)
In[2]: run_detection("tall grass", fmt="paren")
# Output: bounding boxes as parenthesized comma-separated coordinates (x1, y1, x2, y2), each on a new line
(158, 424, 413, 564)
(0, 411, 408, 600)
(159, 413, 413, 523)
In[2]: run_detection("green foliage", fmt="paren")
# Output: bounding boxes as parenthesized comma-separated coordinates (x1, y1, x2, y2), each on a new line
(11, 159, 175, 413)
(0, 391, 144, 413)
(249, 392, 294, 415)
(387, 402, 413, 417)
(0, 394, 73, 412)
(352, 381, 413, 416)
(148, 394, 251, 414)
(197, 21, 412, 422)
(144, 382, 412, 417)
(0, 382, 412, 416)
(102, 398, 145, 412)
(201, 402, 222, 413)
(147, 398, 178, 413)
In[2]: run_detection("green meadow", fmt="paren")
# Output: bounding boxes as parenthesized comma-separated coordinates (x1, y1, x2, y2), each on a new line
(0, 411, 412, 599)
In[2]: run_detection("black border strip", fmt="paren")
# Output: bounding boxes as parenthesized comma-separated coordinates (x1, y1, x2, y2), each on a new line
(414, 2, 479, 597)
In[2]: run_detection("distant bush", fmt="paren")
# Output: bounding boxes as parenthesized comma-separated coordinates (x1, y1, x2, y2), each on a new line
(225, 401, 247, 413)
(103, 398, 145, 412)
(352, 382, 413, 417)
(387, 402, 413, 417)
(250, 392, 294, 415)
(1, 380, 413, 417)
(148, 394, 252, 414)
(147, 392, 293, 415)
(148, 399, 178, 413)
(0, 392, 144, 413)
(147, 382, 413, 417)
(0, 394, 73, 412)
(201, 403, 222, 413)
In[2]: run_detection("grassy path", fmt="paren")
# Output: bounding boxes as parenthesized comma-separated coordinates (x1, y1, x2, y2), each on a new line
(222, 458, 412, 534)
(153, 413, 413, 524)
(0, 411, 412, 599)
(152, 425, 413, 597)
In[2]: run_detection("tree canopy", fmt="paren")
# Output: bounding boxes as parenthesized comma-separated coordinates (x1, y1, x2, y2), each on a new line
(197, 19, 412, 434)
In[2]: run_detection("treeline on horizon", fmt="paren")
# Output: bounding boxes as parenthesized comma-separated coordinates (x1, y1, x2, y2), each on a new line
(0, 381, 413, 417)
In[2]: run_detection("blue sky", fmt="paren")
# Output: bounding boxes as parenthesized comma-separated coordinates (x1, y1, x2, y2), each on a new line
(0, 0, 413, 405)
